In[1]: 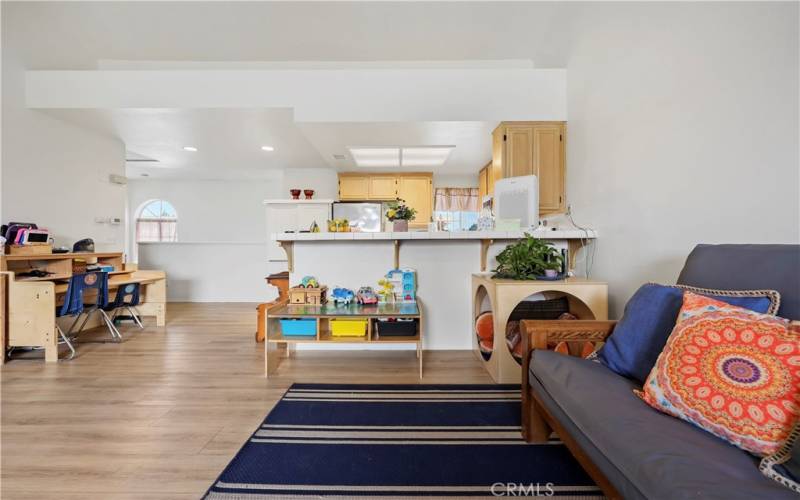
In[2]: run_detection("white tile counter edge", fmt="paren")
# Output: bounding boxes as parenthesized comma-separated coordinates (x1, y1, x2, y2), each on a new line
(271, 229, 597, 241)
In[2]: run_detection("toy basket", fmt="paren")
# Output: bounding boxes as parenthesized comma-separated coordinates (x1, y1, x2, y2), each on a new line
(279, 318, 317, 336)
(330, 319, 367, 337)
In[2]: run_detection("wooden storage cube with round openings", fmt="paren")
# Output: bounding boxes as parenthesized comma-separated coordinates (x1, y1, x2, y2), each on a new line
(471, 274, 608, 383)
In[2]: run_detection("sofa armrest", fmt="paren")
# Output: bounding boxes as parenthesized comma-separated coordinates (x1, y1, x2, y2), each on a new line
(521, 319, 618, 351)
(520, 320, 617, 443)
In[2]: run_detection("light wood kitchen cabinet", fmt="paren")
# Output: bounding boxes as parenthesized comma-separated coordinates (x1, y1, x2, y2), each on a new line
(339, 173, 399, 201)
(368, 175, 398, 199)
(491, 121, 566, 214)
(338, 175, 370, 200)
(338, 172, 433, 228)
(478, 164, 488, 200)
(397, 174, 433, 229)
(478, 161, 496, 200)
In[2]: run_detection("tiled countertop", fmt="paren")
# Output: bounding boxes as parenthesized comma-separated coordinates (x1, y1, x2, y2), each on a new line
(271, 229, 597, 241)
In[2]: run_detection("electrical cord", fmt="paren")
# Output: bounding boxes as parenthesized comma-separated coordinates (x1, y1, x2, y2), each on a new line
(566, 205, 597, 279)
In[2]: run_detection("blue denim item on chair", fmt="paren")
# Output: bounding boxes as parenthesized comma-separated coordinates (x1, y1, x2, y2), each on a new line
(598, 283, 776, 383)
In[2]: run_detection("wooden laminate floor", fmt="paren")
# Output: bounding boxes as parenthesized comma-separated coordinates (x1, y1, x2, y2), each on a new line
(0, 303, 492, 500)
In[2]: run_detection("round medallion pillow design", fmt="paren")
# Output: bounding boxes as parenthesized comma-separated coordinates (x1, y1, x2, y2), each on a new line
(638, 292, 800, 456)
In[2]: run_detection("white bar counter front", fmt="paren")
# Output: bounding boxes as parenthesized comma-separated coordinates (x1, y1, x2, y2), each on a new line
(269, 228, 597, 351)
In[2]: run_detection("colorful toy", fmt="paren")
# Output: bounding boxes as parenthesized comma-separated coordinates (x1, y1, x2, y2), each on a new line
(356, 286, 379, 305)
(300, 275, 319, 288)
(385, 268, 416, 302)
(289, 284, 327, 305)
(377, 278, 395, 303)
(330, 287, 355, 306)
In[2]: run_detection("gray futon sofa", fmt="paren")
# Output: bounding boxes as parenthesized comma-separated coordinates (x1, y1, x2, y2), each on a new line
(521, 244, 800, 499)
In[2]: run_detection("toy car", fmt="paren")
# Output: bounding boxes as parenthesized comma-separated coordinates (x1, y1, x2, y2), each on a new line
(330, 287, 355, 306)
(356, 286, 379, 305)
(300, 275, 319, 288)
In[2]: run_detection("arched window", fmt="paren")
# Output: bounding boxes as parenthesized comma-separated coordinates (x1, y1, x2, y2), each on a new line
(136, 200, 178, 242)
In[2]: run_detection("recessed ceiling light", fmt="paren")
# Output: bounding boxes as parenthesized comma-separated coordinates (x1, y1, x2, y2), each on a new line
(183, 146, 198, 152)
(140, 173, 150, 177)
(261, 145, 275, 152)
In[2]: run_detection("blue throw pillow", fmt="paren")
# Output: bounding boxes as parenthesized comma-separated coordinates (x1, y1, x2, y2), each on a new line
(598, 283, 779, 383)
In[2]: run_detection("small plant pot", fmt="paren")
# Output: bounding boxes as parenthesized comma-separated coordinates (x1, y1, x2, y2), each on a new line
(544, 269, 559, 278)
(392, 220, 409, 232)
(289, 189, 301, 199)
(304, 189, 315, 199)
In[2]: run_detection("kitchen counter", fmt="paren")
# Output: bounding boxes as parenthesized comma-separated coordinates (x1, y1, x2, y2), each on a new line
(271, 228, 597, 242)
(271, 228, 596, 275)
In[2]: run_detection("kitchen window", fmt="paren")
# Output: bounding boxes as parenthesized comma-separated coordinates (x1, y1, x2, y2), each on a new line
(433, 187, 480, 231)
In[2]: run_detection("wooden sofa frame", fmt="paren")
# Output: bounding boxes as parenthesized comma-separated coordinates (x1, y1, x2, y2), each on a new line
(520, 319, 622, 499)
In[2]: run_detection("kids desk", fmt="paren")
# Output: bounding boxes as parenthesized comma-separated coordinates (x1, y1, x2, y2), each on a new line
(264, 300, 423, 378)
(0, 252, 166, 363)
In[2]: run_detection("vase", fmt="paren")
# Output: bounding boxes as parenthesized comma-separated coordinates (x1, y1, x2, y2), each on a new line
(544, 269, 559, 278)
(392, 220, 408, 232)
(289, 189, 301, 199)
(304, 189, 315, 199)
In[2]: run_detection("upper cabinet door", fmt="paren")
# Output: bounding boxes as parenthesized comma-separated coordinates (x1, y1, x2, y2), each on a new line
(478, 165, 488, 200)
(398, 175, 432, 228)
(533, 125, 565, 213)
(504, 126, 534, 178)
(339, 175, 369, 200)
(368, 176, 398, 200)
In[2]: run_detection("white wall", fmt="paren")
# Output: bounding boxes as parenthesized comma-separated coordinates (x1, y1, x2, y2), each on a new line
(2, 21, 126, 250)
(565, 3, 800, 316)
(128, 177, 285, 301)
(434, 173, 478, 189)
(283, 168, 339, 200)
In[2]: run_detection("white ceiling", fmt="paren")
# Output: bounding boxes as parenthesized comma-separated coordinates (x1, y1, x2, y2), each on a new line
(44, 108, 496, 179)
(298, 121, 495, 173)
(44, 108, 327, 179)
(6, 1, 577, 181)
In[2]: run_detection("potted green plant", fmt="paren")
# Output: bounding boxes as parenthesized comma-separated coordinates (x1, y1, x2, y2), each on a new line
(385, 199, 417, 232)
(492, 233, 565, 280)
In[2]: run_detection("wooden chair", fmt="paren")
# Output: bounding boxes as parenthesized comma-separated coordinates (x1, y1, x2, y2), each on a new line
(255, 272, 289, 342)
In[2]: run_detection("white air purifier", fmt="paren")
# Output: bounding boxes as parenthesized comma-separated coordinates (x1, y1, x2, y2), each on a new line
(494, 175, 539, 230)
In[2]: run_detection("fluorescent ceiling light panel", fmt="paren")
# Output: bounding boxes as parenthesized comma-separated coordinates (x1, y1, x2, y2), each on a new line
(349, 146, 455, 167)
(401, 147, 454, 167)
(349, 148, 400, 167)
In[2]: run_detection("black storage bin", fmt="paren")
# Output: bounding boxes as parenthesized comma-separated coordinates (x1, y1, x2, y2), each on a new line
(376, 318, 417, 337)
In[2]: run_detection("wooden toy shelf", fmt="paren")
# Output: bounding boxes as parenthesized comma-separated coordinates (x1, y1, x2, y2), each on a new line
(264, 300, 424, 378)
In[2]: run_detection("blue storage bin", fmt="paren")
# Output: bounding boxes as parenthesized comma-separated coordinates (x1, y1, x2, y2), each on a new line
(280, 318, 316, 336)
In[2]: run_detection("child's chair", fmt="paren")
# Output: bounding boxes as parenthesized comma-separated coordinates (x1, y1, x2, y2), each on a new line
(56, 272, 120, 359)
(104, 282, 144, 329)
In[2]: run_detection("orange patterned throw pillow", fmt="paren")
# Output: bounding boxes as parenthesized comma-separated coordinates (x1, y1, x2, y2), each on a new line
(637, 292, 800, 456)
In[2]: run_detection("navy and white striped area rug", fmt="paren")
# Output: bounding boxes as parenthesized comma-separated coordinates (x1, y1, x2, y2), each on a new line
(204, 384, 602, 499)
